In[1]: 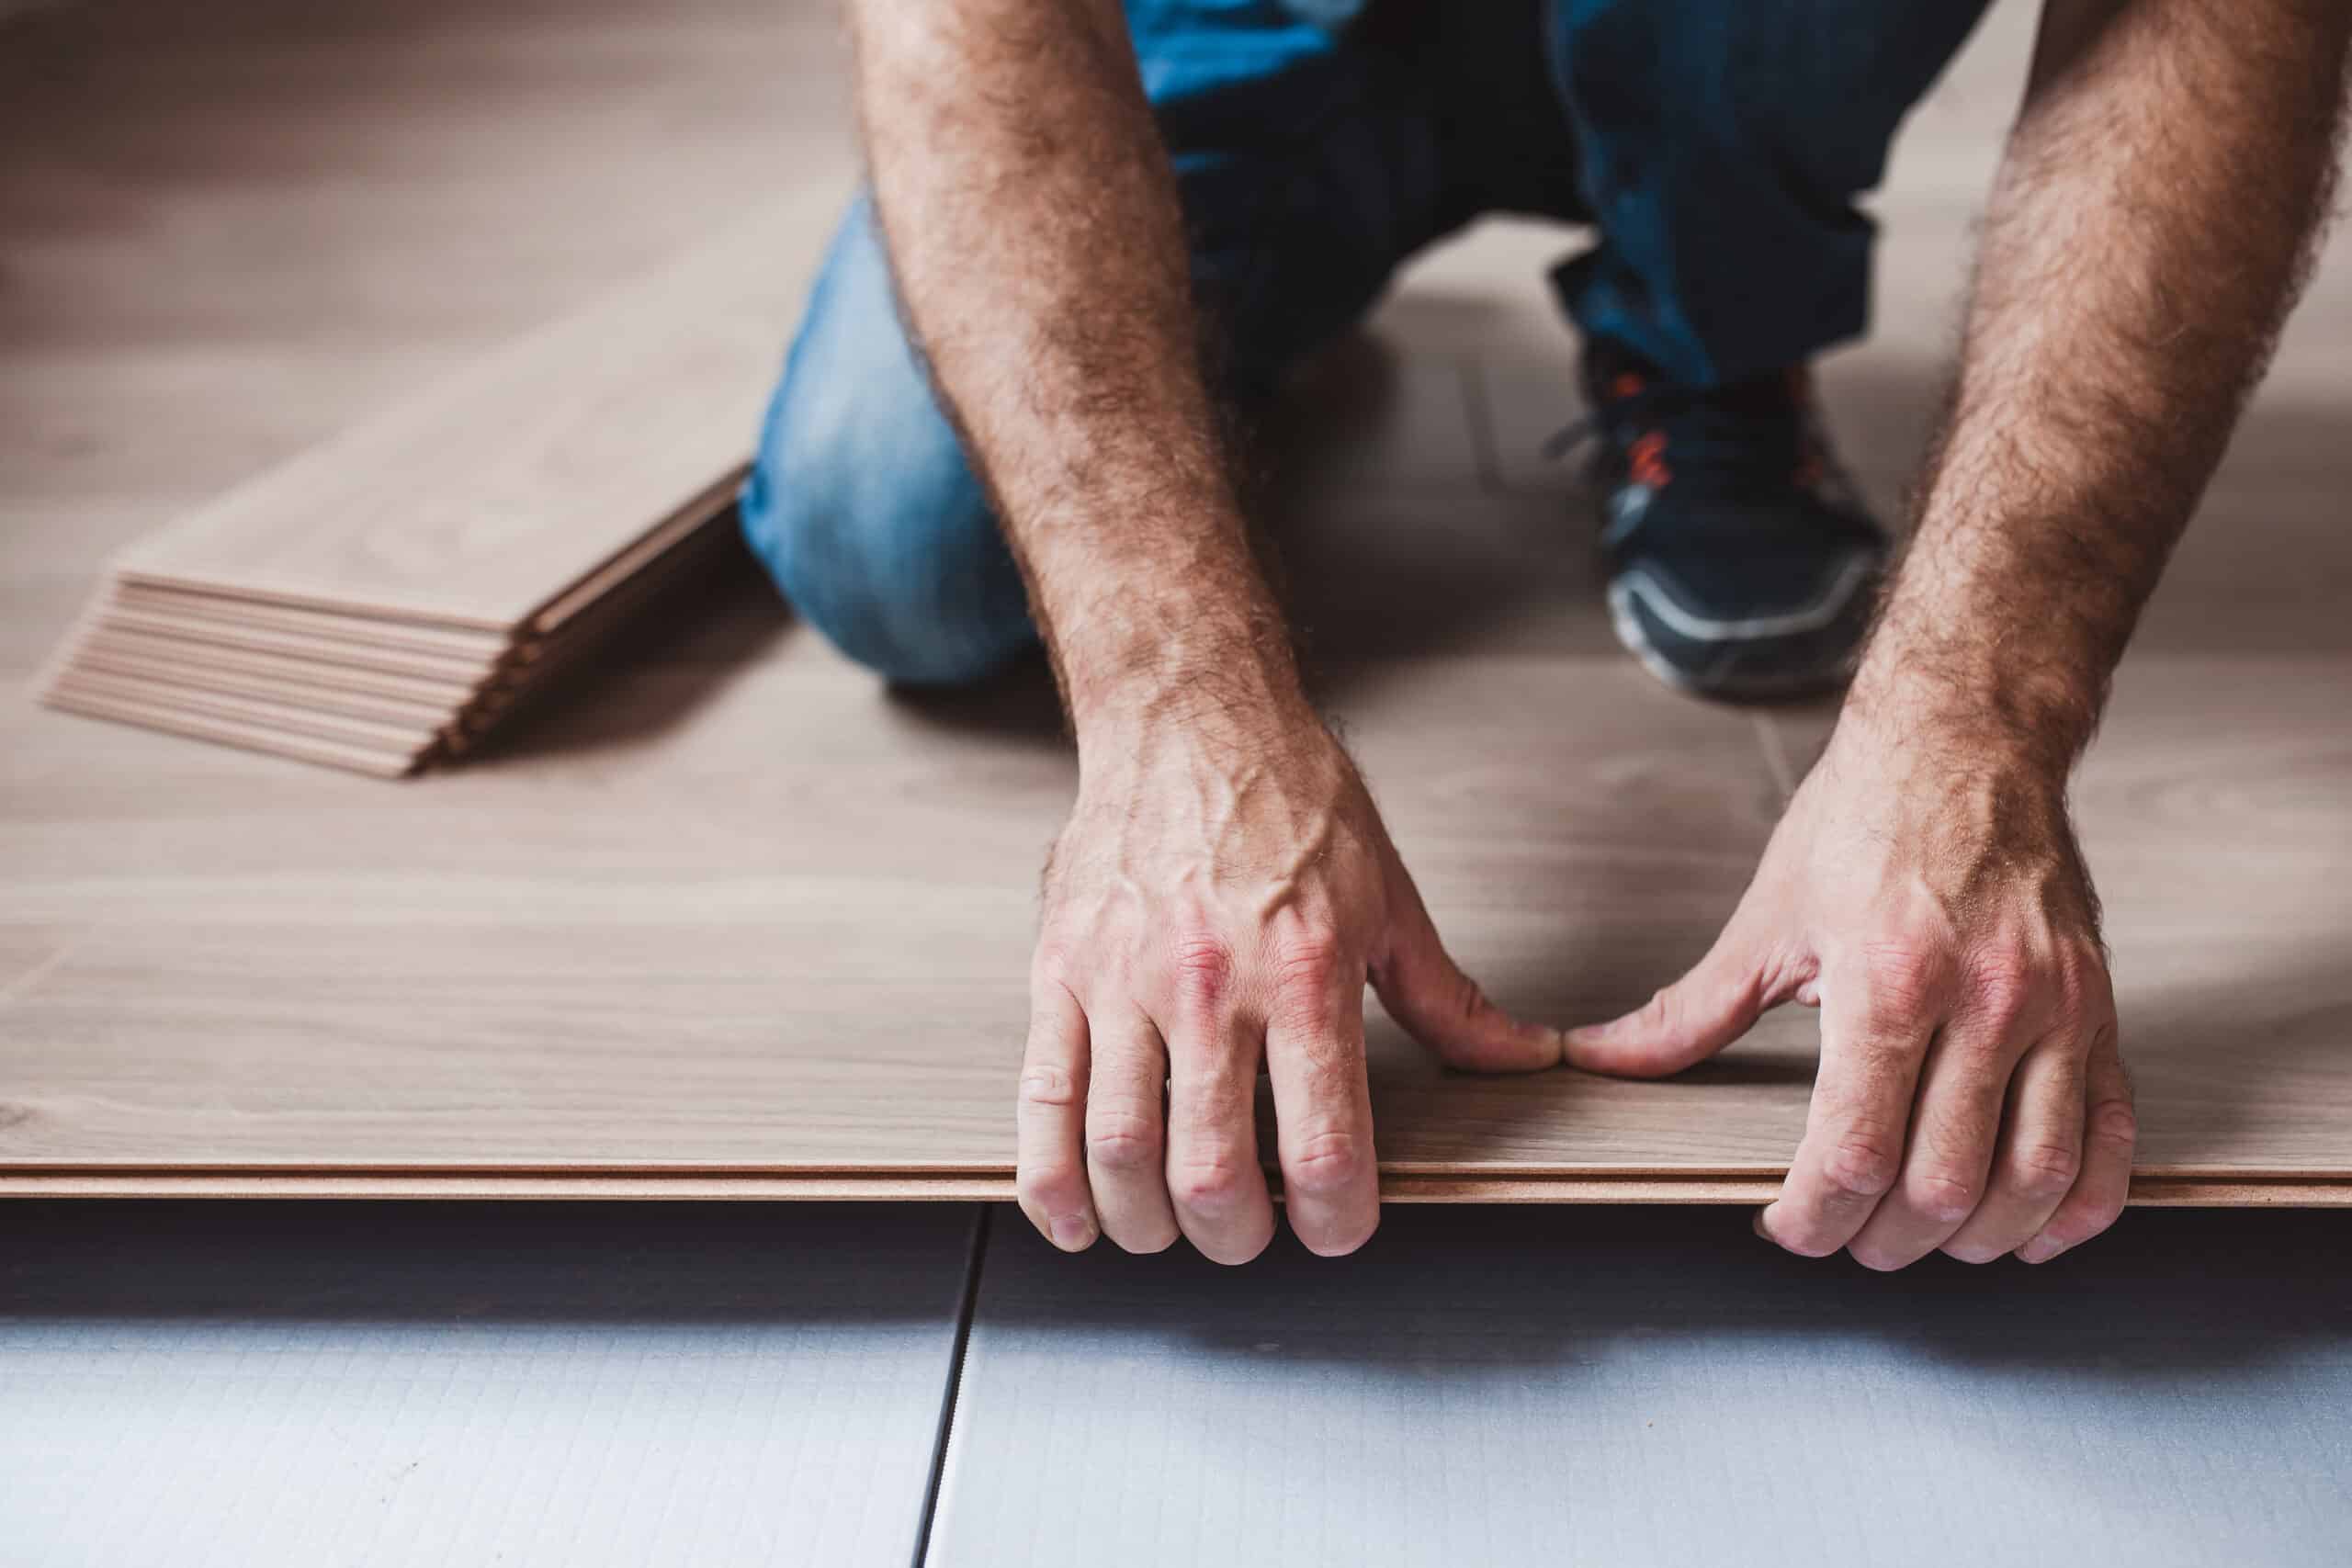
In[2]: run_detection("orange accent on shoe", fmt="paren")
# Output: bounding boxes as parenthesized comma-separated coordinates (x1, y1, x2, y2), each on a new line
(1611, 372, 1646, 399)
(1630, 430, 1671, 487)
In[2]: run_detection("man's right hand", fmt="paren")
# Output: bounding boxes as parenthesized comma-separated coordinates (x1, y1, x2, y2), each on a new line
(1013, 695, 1565, 1263)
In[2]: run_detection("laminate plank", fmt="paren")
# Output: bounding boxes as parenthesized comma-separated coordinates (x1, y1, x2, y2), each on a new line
(69, 626, 487, 706)
(68, 644, 459, 729)
(110, 192, 837, 630)
(0, 1172, 2338, 1205)
(51, 669, 441, 753)
(108, 581, 514, 659)
(7, 644, 2347, 1187)
(40, 685, 426, 778)
(83, 606, 501, 682)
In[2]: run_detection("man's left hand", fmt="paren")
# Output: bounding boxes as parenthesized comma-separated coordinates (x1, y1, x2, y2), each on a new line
(1564, 707, 2137, 1269)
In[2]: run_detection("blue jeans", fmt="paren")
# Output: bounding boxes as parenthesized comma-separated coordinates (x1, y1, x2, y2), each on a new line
(742, 0, 1991, 684)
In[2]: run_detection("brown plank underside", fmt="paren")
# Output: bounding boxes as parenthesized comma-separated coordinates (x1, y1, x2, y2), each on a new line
(1, 1171, 2343, 1208)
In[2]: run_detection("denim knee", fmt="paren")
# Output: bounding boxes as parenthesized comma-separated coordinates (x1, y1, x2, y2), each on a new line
(741, 196, 1037, 686)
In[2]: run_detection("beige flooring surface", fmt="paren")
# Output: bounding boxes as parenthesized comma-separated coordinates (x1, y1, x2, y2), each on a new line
(2, 0, 2348, 1198)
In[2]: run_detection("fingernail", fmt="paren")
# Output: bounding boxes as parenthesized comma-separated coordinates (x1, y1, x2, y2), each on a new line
(1051, 1213, 1097, 1252)
(1751, 1206, 1775, 1244)
(2016, 1235, 2063, 1265)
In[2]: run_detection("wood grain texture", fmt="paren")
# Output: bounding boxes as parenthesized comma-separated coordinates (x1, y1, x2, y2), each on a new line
(7, 647, 2349, 1188)
(83, 605, 501, 682)
(109, 581, 514, 658)
(68, 642, 461, 728)
(65, 624, 489, 705)
(39, 684, 427, 777)
(111, 198, 829, 629)
(5, 0, 2351, 1200)
(51, 667, 442, 751)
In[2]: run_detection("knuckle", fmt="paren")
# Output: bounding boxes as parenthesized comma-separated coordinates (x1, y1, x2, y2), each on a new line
(1283, 1129, 1368, 1197)
(2008, 1138, 2082, 1201)
(1964, 947, 2037, 1034)
(1271, 928, 1346, 994)
(1859, 939, 1952, 1024)
(1017, 1065, 1080, 1110)
(1169, 930, 1236, 1012)
(1170, 1148, 1255, 1211)
(1085, 1108, 1164, 1173)
(1819, 1132, 1903, 1201)
(2051, 941, 2109, 1027)
(1907, 1169, 1979, 1224)
(1030, 937, 1081, 994)
(2087, 1096, 2140, 1150)
(1638, 985, 1683, 1035)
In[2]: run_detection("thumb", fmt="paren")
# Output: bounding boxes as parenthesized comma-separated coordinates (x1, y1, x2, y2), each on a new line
(1564, 921, 1774, 1078)
(1374, 881, 1564, 1074)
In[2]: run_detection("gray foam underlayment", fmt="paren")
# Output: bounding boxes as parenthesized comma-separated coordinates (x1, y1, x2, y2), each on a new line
(931, 1207, 2352, 1568)
(3, 1205, 2348, 1568)
(0, 1203, 976, 1568)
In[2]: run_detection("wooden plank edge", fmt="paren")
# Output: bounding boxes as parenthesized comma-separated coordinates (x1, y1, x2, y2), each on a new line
(52, 668, 443, 751)
(102, 188, 842, 632)
(108, 581, 513, 659)
(40, 685, 427, 778)
(71, 620, 492, 704)
(68, 644, 458, 728)
(1, 1170, 2343, 1205)
(93, 604, 499, 681)
(523, 465, 746, 635)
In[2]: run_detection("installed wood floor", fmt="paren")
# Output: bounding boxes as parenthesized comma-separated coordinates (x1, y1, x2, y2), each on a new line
(2, 0, 2348, 1201)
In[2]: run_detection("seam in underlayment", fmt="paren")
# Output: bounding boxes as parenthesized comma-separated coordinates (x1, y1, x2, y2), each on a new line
(911, 1204, 991, 1568)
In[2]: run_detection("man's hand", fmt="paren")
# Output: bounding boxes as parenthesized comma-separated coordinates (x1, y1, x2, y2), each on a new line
(1015, 697, 1562, 1263)
(1563, 0, 2349, 1270)
(1566, 702, 2133, 1269)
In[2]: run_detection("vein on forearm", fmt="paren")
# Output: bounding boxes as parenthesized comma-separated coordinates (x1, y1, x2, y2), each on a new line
(1859, 0, 2350, 770)
(850, 0, 1298, 726)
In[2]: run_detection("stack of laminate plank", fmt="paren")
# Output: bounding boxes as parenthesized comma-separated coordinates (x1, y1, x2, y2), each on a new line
(39, 195, 831, 777)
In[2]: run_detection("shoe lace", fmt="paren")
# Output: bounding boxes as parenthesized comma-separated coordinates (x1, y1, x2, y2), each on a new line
(1544, 366, 1828, 492)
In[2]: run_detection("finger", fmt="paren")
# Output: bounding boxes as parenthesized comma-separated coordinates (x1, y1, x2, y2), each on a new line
(1163, 998, 1276, 1265)
(1563, 915, 1775, 1078)
(1374, 873, 1561, 1073)
(1015, 976, 1097, 1251)
(1847, 1002, 2026, 1272)
(1083, 1008, 1180, 1254)
(1263, 939, 1379, 1258)
(1939, 1036, 2086, 1263)
(1758, 973, 1930, 1258)
(2019, 1024, 2135, 1263)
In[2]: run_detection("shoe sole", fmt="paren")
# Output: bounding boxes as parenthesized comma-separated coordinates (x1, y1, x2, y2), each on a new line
(1605, 574, 1870, 705)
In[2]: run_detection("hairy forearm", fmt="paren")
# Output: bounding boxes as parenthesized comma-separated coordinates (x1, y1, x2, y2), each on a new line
(1851, 0, 2349, 773)
(849, 0, 1304, 739)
